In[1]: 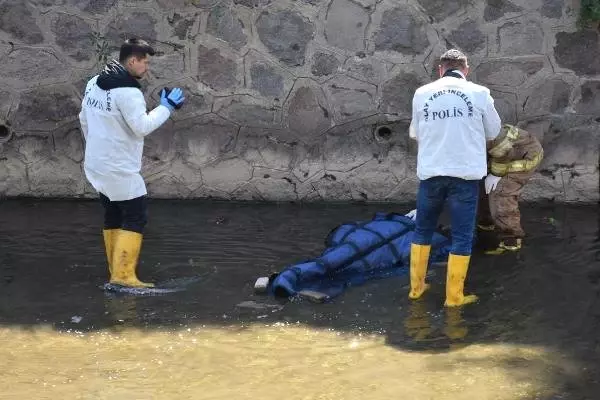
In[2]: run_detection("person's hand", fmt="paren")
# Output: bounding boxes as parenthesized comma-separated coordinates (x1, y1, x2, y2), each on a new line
(484, 174, 501, 194)
(160, 87, 185, 111)
(405, 209, 417, 221)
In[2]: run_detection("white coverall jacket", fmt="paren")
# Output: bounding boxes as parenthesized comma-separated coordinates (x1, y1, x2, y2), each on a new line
(78, 61, 171, 202)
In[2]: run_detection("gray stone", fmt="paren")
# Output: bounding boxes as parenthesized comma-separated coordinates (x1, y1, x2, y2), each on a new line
(521, 78, 571, 118)
(172, 114, 238, 167)
(169, 13, 196, 40)
(188, 0, 221, 7)
(374, 6, 430, 55)
(214, 96, 281, 128)
(447, 20, 486, 54)
(541, 117, 600, 169)
(250, 63, 284, 98)
(474, 58, 545, 87)
(70, 0, 118, 13)
(0, 1, 44, 44)
(554, 31, 600, 76)
(324, 122, 386, 172)
(0, 89, 14, 121)
(53, 124, 85, 163)
(490, 89, 517, 124)
(311, 52, 339, 77)
(381, 71, 427, 117)
(497, 20, 544, 55)
(207, 5, 247, 51)
(287, 83, 332, 139)
(201, 157, 253, 193)
(256, 11, 314, 67)
(146, 158, 203, 197)
(325, 0, 369, 52)
(197, 45, 239, 91)
(0, 155, 28, 197)
(251, 167, 299, 201)
(484, 0, 522, 22)
(233, 0, 271, 7)
(0, 48, 69, 87)
(344, 55, 387, 84)
(541, 0, 563, 18)
(235, 127, 298, 169)
(229, 183, 263, 201)
(576, 81, 600, 115)
(325, 76, 377, 122)
(13, 86, 80, 132)
(150, 51, 186, 81)
(151, 81, 212, 121)
(51, 13, 94, 62)
(28, 156, 85, 196)
(106, 11, 157, 48)
(416, 0, 471, 21)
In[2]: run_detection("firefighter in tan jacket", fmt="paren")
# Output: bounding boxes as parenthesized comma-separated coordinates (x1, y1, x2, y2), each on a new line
(477, 124, 543, 254)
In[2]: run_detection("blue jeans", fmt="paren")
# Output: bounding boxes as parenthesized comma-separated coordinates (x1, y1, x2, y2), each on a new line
(413, 177, 480, 256)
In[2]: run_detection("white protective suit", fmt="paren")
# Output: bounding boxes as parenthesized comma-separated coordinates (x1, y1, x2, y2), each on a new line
(79, 61, 171, 201)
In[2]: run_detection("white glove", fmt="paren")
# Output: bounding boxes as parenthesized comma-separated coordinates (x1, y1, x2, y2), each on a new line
(484, 174, 502, 194)
(405, 209, 417, 220)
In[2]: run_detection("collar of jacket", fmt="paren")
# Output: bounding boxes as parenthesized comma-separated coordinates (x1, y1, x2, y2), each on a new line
(96, 59, 142, 91)
(443, 69, 465, 79)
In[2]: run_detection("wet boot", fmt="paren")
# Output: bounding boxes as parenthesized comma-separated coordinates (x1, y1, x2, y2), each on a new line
(408, 243, 431, 300)
(102, 229, 119, 279)
(444, 254, 478, 307)
(485, 237, 522, 255)
(110, 229, 154, 288)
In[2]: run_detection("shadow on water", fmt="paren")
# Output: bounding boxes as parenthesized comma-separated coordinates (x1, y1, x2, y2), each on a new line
(1, 198, 599, 398)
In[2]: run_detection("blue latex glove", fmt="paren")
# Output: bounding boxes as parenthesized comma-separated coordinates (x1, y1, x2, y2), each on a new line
(160, 87, 185, 111)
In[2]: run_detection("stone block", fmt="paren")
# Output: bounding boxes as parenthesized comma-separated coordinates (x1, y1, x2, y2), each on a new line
(311, 52, 340, 77)
(51, 13, 94, 62)
(415, 0, 472, 21)
(234, 126, 298, 169)
(172, 114, 238, 167)
(576, 81, 600, 116)
(554, 31, 600, 76)
(201, 157, 253, 193)
(541, 0, 563, 18)
(324, 121, 389, 172)
(343, 54, 388, 85)
(285, 79, 332, 140)
(325, 0, 369, 52)
(207, 5, 247, 51)
(474, 57, 545, 87)
(496, 20, 544, 56)
(250, 63, 285, 98)
(14, 85, 80, 132)
(381, 66, 429, 117)
(519, 78, 572, 119)
(70, 0, 118, 14)
(168, 13, 196, 40)
(233, 0, 271, 7)
(447, 20, 486, 54)
(151, 79, 213, 121)
(0, 153, 28, 196)
(0, 0, 44, 44)
(145, 158, 203, 198)
(197, 45, 240, 91)
(250, 167, 299, 201)
(52, 123, 85, 163)
(374, 6, 430, 55)
(105, 11, 157, 49)
(27, 156, 85, 197)
(324, 76, 377, 123)
(490, 89, 518, 124)
(484, 0, 522, 22)
(214, 95, 282, 128)
(541, 118, 600, 169)
(150, 51, 187, 81)
(0, 48, 70, 89)
(256, 10, 314, 67)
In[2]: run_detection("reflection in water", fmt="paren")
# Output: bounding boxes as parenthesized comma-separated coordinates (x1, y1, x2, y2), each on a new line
(0, 200, 599, 398)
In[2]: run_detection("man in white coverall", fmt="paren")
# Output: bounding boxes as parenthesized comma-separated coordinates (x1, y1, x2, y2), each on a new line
(79, 38, 185, 288)
(407, 49, 501, 307)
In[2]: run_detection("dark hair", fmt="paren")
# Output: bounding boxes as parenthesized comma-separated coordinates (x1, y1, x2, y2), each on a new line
(119, 38, 155, 63)
(439, 49, 468, 70)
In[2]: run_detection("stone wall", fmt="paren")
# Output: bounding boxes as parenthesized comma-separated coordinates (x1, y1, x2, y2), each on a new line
(0, 0, 598, 202)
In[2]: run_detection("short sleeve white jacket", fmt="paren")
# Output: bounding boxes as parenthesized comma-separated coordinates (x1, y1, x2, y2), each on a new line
(409, 71, 501, 181)
(79, 62, 171, 201)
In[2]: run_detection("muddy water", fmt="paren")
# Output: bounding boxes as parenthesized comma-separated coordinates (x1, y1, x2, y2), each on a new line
(0, 199, 599, 399)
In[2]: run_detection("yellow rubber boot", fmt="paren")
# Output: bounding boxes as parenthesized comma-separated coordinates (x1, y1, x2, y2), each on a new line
(444, 253, 478, 307)
(408, 243, 431, 300)
(110, 230, 154, 288)
(102, 229, 119, 278)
